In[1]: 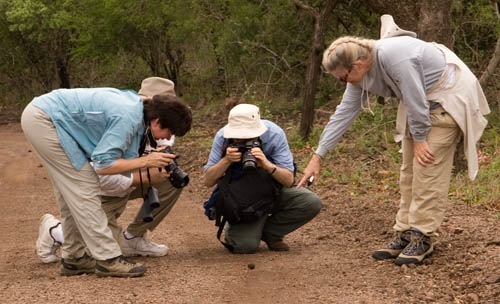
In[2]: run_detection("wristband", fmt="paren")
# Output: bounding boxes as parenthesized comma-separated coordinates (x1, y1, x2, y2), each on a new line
(269, 166, 277, 175)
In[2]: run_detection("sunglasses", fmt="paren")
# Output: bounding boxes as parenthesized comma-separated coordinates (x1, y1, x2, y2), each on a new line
(337, 68, 352, 83)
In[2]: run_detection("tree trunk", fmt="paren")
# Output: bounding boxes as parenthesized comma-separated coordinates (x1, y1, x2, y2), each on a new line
(361, 0, 419, 32)
(479, 2, 500, 87)
(362, 0, 453, 47)
(417, 0, 453, 47)
(56, 55, 71, 89)
(294, 0, 336, 140)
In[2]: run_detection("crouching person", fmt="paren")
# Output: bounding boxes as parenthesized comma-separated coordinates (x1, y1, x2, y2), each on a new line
(203, 104, 322, 253)
(22, 77, 192, 278)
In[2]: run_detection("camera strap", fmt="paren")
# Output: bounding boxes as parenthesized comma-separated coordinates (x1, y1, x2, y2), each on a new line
(138, 167, 154, 200)
(138, 121, 156, 198)
(138, 123, 157, 156)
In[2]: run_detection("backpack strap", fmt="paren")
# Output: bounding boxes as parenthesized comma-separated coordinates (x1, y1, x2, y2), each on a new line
(214, 169, 235, 252)
(216, 217, 235, 252)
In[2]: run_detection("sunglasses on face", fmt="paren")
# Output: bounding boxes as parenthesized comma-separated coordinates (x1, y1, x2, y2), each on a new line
(338, 68, 352, 83)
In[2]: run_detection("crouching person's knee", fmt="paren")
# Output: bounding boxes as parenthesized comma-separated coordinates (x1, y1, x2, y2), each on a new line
(226, 236, 260, 254)
(302, 192, 323, 219)
(310, 195, 323, 216)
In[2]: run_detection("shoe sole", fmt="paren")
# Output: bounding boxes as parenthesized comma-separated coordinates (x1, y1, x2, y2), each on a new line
(60, 268, 95, 276)
(268, 247, 290, 252)
(267, 246, 290, 252)
(39, 253, 59, 263)
(95, 270, 145, 278)
(372, 249, 402, 260)
(121, 250, 168, 257)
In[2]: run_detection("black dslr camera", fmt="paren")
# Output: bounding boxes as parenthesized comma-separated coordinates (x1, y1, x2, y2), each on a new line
(231, 139, 261, 173)
(160, 146, 190, 188)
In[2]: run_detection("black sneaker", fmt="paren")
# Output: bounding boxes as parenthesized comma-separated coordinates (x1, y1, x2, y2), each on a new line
(60, 253, 96, 276)
(395, 229, 433, 266)
(96, 255, 146, 278)
(372, 231, 411, 260)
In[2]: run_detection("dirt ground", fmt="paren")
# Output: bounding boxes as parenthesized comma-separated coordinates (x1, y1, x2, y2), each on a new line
(0, 118, 498, 304)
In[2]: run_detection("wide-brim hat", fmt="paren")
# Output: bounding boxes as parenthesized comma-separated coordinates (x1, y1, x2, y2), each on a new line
(223, 104, 268, 139)
(138, 77, 176, 98)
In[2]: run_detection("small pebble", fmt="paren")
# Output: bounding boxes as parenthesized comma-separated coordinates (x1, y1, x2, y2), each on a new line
(247, 263, 255, 270)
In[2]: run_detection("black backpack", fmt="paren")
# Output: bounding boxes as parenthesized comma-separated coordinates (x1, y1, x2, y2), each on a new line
(214, 163, 281, 251)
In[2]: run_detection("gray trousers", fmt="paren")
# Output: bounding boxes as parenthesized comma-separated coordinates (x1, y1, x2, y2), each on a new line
(224, 186, 323, 253)
(21, 103, 121, 260)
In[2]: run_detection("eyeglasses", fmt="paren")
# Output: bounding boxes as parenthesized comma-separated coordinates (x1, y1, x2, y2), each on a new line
(337, 68, 352, 83)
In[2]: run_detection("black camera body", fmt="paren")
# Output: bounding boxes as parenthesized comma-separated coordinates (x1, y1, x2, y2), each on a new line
(231, 139, 261, 173)
(160, 146, 190, 188)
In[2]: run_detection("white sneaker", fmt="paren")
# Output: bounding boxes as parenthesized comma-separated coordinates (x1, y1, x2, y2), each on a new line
(119, 232, 168, 257)
(36, 214, 61, 263)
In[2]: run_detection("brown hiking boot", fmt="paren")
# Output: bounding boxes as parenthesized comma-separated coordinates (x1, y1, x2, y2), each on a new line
(96, 255, 146, 278)
(60, 253, 96, 276)
(372, 230, 411, 260)
(263, 236, 290, 252)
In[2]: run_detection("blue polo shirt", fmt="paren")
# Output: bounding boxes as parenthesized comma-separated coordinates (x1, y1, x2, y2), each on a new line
(32, 88, 144, 170)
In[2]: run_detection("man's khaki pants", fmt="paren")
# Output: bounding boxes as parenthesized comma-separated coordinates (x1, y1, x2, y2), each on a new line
(101, 176, 182, 242)
(394, 107, 462, 236)
(21, 103, 121, 260)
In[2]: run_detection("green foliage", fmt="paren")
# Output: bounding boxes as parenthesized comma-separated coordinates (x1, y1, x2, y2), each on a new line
(451, 0, 500, 72)
(478, 108, 499, 155)
(1, 0, 496, 107)
(450, 106, 499, 207)
(0, 0, 78, 98)
(451, 155, 499, 207)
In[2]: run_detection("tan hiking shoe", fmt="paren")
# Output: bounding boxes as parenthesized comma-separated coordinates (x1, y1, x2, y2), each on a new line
(372, 230, 411, 260)
(96, 255, 146, 278)
(60, 253, 96, 276)
(263, 236, 290, 252)
(395, 229, 433, 266)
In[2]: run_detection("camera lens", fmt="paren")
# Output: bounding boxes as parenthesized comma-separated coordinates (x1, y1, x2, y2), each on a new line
(169, 167, 190, 188)
(162, 149, 190, 188)
(241, 150, 257, 173)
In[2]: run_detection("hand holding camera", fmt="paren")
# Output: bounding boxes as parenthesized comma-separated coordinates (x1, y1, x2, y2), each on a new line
(144, 148, 174, 168)
(230, 139, 262, 174)
(157, 146, 190, 188)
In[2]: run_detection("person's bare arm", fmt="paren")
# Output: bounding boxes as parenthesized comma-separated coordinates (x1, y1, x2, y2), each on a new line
(203, 147, 238, 187)
(95, 151, 175, 175)
(252, 147, 294, 187)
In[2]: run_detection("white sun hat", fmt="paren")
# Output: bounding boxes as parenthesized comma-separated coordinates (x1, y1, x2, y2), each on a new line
(380, 14, 417, 39)
(223, 104, 268, 139)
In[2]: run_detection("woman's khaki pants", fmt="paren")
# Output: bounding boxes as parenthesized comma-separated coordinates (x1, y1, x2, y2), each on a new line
(394, 107, 462, 236)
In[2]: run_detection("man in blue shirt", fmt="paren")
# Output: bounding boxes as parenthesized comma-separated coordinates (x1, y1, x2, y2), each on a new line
(21, 77, 192, 277)
(203, 104, 322, 253)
